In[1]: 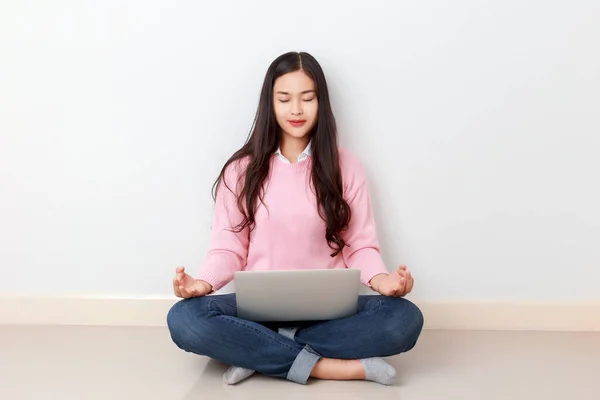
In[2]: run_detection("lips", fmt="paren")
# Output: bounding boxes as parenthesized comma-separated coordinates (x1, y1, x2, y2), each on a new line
(288, 120, 307, 128)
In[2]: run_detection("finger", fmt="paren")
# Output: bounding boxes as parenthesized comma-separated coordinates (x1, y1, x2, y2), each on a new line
(398, 265, 407, 271)
(176, 266, 185, 274)
(188, 286, 199, 297)
(186, 285, 201, 298)
(390, 277, 404, 296)
(406, 274, 414, 294)
(174, 271, 183, 281)
(398, 275, 408, 296)
(180, 286, 191, 299)
(173, 279, 182, 297)
(398, 273, 412, 296)
(396, 271, 407, 284)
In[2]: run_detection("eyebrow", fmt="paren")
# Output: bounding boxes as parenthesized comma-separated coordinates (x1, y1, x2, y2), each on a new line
(275, 90, 316, 95)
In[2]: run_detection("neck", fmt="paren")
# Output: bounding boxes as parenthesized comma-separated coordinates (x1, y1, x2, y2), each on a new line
(279, 133, 310, 164)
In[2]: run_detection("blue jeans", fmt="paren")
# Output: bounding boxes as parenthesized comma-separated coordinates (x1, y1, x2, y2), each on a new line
(167, 294, 423, 384)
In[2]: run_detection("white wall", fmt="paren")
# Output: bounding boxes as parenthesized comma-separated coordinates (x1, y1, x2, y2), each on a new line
(1, 0, 599, 301)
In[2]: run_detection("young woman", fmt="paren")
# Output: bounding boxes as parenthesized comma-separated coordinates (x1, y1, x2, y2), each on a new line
(167, 52, 423, 386)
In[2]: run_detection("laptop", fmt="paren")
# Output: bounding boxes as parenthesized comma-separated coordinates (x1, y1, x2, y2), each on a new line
(234, 269, 361, 322)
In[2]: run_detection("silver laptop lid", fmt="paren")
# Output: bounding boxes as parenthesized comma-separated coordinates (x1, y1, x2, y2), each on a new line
(234, 269, 361, 322)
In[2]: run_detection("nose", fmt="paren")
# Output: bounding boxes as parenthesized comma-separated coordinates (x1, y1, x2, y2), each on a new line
(290, 99, 303, 116)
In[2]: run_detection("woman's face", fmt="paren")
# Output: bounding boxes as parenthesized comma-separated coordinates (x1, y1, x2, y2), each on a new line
(273, 70, 319, 140)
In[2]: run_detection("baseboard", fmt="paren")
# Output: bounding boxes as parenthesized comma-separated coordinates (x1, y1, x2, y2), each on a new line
(1, 294, 599, 331)
(417, 301, 600, 331)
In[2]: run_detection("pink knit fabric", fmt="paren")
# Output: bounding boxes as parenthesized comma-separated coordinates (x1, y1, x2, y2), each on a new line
(197, 148, 389, 291)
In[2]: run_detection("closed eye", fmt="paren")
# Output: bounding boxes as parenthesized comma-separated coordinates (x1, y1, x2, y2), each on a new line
(277, 97, 315, 103)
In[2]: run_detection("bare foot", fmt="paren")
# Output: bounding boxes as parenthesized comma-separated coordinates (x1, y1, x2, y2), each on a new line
(310, 358, 367, 381)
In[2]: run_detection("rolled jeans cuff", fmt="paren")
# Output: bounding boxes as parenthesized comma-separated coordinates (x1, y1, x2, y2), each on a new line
(286, 345, 322, 384)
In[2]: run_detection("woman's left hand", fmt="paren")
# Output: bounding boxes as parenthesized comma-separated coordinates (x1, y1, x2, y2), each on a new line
(369, 265, 414, 297)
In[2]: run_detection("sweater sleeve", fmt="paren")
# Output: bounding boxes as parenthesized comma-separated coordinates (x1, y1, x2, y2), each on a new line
(196, 161, 249, 291)
(340, 154, 389, 286)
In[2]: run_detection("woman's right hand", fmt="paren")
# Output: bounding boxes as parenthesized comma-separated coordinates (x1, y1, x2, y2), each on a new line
(172, 266, 213, 298)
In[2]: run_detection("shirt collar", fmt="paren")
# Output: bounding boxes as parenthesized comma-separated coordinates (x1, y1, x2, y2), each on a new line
(275, 140, 312, 162)
(302, 140, 312, 157)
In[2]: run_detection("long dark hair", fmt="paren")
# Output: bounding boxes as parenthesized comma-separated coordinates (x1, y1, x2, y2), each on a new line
(212, 51, 351, 257)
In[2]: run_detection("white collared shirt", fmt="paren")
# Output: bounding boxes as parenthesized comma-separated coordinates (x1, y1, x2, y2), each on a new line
(275, 141, 312, 164)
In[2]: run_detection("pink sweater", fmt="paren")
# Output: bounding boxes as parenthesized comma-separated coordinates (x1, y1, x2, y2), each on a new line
(196, 148, 389, 291)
